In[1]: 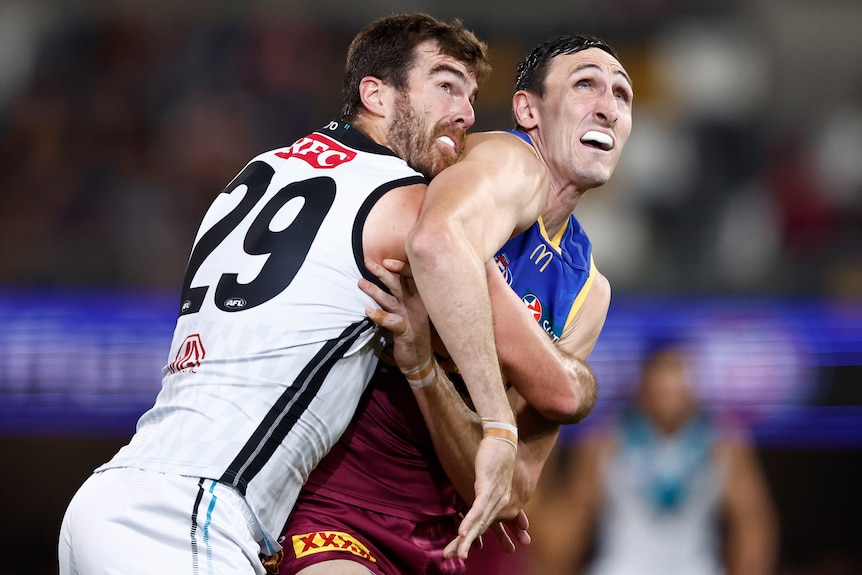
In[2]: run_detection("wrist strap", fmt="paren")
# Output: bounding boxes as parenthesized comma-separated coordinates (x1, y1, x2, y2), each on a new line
(403, 357, 436, 389)
(482, 420, 518, 450)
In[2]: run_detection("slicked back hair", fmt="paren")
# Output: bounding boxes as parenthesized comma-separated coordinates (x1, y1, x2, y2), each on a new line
(513, 34, 620, 128)
(342, 13, 491, 121)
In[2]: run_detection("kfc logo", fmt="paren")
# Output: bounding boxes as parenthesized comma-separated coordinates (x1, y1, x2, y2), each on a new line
(276, 133, 356, 169)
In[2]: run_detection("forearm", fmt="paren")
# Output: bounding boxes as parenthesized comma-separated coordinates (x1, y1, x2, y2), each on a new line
(726, 523, 778, 575)
(412, 367, 558, 513)
(723, 443, 779, 575)
(489, 262, 600, 423)
(407, 229, 513, 425)
(410, 361, 484, 502)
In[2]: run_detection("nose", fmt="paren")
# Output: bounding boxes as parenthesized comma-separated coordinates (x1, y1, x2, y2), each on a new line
(595, 90, 618, 126)
(453, 98, 476, 129)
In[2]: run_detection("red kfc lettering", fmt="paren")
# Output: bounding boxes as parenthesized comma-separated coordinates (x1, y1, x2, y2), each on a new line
(275, 133, 356, 169)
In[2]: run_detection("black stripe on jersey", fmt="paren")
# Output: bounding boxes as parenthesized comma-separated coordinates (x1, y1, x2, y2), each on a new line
(190, 478, 206, 575)
(219, 318, 375, 494)
(353, 175, 428, 293)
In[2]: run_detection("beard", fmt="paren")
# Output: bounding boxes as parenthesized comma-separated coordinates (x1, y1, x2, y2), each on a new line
(387, 93, 464, 179)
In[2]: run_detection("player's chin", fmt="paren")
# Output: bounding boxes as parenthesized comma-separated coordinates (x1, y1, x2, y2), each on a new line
(577, 164, 613, 188)
(427, 151, 458, 178)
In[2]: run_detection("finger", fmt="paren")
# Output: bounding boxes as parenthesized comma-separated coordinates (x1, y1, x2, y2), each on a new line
(443, 536, 462, 559)
(364, 308, 406, 333)
(365, 260, 402, 295)
(457, 530, 478, 560)
(503, 512, 531, 548)
(512, 526, 531, 547)
(489, 523, 515, 554)
(358, 277, 398, 309)
(380, 259, 407, 275)
(513, 509, 529, 531)
(454, 509, 488, 560)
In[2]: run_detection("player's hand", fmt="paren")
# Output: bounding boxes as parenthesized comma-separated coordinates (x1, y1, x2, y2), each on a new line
(360, 259, 431, 375)
(487, 509, 531, 553)
(443, 436, 516, 559)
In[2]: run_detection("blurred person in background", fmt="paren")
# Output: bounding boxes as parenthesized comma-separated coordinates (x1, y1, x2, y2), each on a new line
(525, 340, 778, 575)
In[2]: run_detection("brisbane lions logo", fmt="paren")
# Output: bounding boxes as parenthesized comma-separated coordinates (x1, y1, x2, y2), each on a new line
(495, 253, 513, 286)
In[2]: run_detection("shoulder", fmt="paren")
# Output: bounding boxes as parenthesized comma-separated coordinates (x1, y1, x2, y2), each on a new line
(557, 267, 611, 359)
(363, 181, 426, 264)
(435, 130, 548, 231)
(461, 131, 542, 166)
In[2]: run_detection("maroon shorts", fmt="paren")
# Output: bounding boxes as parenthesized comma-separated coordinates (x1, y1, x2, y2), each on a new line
(273, 491, 464, 575)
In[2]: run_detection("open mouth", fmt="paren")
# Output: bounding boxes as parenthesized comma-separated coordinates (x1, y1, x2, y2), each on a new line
(437, 135, 456, 151)
(580, 130, 613, 151)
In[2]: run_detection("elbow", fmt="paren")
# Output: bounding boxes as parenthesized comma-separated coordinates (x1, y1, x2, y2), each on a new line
(534, 393, 583, 425)
(405, 222, 453, 271)
(533, 378, 597, 425)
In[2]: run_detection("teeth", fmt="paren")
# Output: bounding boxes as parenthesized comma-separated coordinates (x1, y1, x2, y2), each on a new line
(437, 136, 455, 149)
(582, 130, 613, 149)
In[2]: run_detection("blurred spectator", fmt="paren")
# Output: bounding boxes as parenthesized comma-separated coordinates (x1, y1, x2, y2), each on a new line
(1, 4, 861, 295)
(523, 341, 778, 575)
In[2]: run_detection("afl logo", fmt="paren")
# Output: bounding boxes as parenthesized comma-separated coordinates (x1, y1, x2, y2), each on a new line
(224, 297, 247, 310)
(522, 294, 543, 322)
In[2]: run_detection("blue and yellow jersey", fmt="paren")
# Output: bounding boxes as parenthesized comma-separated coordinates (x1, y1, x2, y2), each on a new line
(493, 130, 595, 343)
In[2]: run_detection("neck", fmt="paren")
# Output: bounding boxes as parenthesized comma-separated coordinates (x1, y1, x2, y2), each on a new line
(351, 113, 390, 149)
(529, 136, 585, 237)
(541, 182, 583, 238)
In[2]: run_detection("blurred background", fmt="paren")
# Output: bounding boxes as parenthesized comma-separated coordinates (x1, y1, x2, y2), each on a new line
(0, 0, 860, 573)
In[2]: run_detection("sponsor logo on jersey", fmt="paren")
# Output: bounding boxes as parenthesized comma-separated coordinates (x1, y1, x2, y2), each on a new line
(168, 333, 205, 374)
(530, 243, 554, 272)
(292, 531, 376, 563)
(275, 133, 357, 169)
(522, 293, 543, 322)
(495, 252, 513, 286)
(522, 294, 561, 343)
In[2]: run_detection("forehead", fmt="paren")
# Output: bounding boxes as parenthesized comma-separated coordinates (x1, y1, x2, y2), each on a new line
(410, 40, 478, 83)
(546, 47, 631, 87)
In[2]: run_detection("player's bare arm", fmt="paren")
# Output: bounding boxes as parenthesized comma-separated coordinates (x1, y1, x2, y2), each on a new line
(403, 133, 551, 556)
(362, 182, 426, 265)
(490, 260, 609, 424)
(358, 254, 609, 556)
(406, 131, 549, 423)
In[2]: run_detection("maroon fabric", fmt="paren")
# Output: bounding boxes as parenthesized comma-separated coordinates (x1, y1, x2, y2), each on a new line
(277, 490, 464, 575)
(302, 363, 458, 520)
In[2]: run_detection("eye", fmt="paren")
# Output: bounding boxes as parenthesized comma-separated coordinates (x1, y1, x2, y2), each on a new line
(440, 82, 452, 93)
(615, 88, 632, 103)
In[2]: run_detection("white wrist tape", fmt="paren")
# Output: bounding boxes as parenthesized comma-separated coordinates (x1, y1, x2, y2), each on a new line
(403, 357, 436, 389)
(481, 420, 518, 450)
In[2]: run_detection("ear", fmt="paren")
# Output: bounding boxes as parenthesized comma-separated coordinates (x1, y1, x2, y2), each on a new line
(358, 76, 392, 119)
(512, 90, 538, 130)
